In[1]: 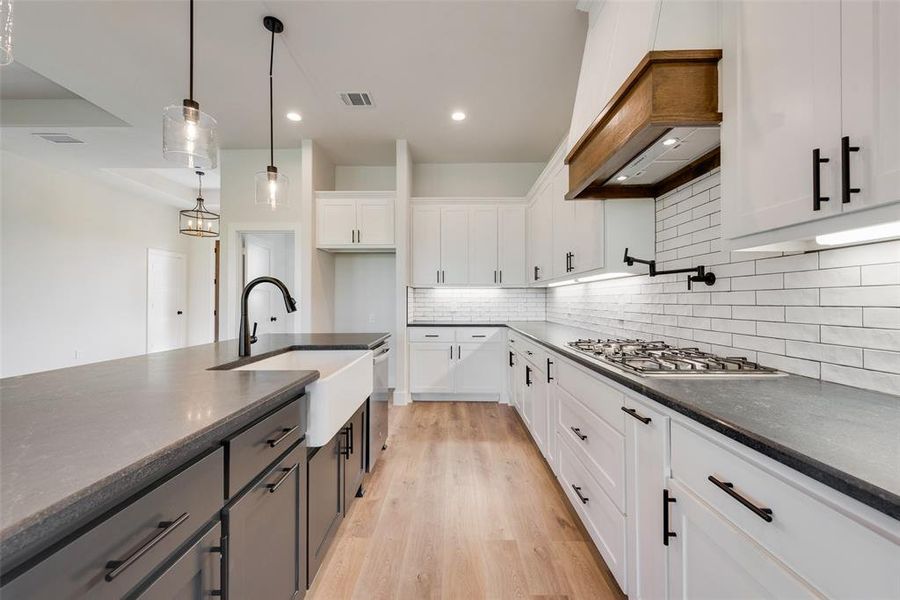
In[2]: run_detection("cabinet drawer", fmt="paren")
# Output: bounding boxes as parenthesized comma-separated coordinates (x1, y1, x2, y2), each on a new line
(3, 448, 224, 599)
(134, 522, 222, 599)
(671, 423, 900, 599)
(516, 337, 549, 368)
(557, 433, 626, 590)
(408, 327, 454, 342)
(557, 385, 625, 512)
(225, 397, 306, 498)
(556, 359, 625, 434)
(456, 327, 502, 344)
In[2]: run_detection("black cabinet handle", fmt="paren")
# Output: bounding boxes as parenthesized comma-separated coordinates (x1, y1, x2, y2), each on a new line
(708, 475, 773, 522)
(525, 365, 532, 386)
(267, 463, 299, 494)
(547, 358, 554, 382)
(572, 485, 589, 504)
(663, 489, 677, 546)
(621, 406, 651, 424)
(424, 334, 439, 338)
(176, 310, 183, 315)
(351, 229, 355, 243)
(442, 270, 445, 283)
(339, 427, 351, 457)
(533, 265, 539, 281)
(267, 425, 299, 448)
(525, 350, 533, 356)
(472, 334, 486, 338)
(509, 350, 514, 367)
(457, 345, 461, 359)
(499, 270, 502, 284)
(494, 270, 497, 283)
(841, 136, 861, 203)
(436, 270, 440, 283)
(347, 421, 354, 455)
(105, 512, 190, 581)
(450, 345, 453, 361)
(570, 426, 587, 441)
(270, 316, 277, 322)
(357, 229, 361, 243)
(813, 148, 830, 211)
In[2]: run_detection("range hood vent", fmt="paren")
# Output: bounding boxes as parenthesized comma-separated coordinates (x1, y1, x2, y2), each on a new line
(565, 50, 722, 200)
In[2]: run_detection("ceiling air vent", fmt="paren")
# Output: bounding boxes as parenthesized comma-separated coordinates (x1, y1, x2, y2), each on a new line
(33, 133, 85, 144)
(339, 92, 374, 107)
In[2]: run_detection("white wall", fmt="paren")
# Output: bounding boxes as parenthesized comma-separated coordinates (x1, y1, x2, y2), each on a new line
(0, 151, 198, 377)
(411, 162, 544, 197)
(334, 166, 396, 191)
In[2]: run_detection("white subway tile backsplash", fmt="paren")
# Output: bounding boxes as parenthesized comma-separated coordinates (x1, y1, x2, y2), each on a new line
(409, 287, 545, 323)
(537, 171, 898, 393)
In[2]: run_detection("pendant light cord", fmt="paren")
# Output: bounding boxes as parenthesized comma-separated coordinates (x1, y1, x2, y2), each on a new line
(188, 0, 194, 101)
(268, 26, 275, 168)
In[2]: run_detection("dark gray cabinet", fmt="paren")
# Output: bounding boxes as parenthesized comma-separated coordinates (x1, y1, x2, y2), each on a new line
(343, 403, 366, 508)
(225, 440, 305, 600)
(131, 523, 223, 599)
(306, 435, 343, 586)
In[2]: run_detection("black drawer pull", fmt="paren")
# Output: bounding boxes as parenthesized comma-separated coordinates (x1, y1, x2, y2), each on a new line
(841, 136, 861, 203)
(570, 426, 587, 441)
(339, 428, 351, 457)
(472, 334, 486, 338)
(708, 475, 773, 522)
(525, 365, 532, 386)
(508, 351, 514, 367)
(663, 489, 677, 546)
(105, 512, 190, 581)
(525, 350, 533, 356)
(621, 406, 651, 424)
(547, 358, 554, 382)
(424, 334, 439, 338)
(572, 485, 589, 504)
(812, 148, 830, 211)
(267, 463, 299, 494)
(267, 425, 299, 448)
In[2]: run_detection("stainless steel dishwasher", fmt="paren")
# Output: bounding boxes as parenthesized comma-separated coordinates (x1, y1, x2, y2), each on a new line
(366, 339, 391, 473)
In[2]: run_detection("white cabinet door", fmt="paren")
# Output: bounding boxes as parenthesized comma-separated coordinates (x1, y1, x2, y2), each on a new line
(506, 348, 517, 406)
(356, 198, 394, 245)
(624, 400, 669, 600)
(411, 207, 442, 286)
(666, 481, 818, 600)
(455, 343, 503, 394)
(722, 0, 843, 240)
(551, 166, 575, 278)
(573, 201, 605, 274)
(841, 0, 900, 212)
(529, 182, 554, 283)
(440, 207, 468, 285)
(521, 362, 534, 427)
(528, 362, 549, 457)
(409, 343, 454, 393)
(467, 207, 498, 285)
(498, 206, 527, 285)
(317, 199, 357, 247)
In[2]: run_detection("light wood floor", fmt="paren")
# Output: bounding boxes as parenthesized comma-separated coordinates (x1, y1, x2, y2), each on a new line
(307, 402, 623, 600)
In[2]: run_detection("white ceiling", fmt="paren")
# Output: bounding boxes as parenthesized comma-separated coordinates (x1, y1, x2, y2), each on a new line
(2, 0, 587, 177)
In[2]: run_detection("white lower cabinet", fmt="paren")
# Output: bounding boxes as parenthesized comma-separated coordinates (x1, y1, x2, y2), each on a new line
(408, 343, 454, 393)
(408, 328, 503, 397)
(455, 342, 504, 393)
(523, 357, 549, 456)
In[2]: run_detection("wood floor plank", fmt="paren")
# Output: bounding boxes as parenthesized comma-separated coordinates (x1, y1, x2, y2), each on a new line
(307, 402, 621, 600)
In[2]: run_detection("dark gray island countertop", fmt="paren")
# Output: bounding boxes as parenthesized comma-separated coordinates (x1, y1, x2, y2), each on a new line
(410, 320, 900, 520)
(0, 332, 388, 571)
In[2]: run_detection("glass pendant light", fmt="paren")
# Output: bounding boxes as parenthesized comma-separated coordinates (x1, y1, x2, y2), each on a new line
(254, 16, 289, 210)
(180, 171, 219, 237)
(163, 0, 218, 169)
(0, 0, 13, 67)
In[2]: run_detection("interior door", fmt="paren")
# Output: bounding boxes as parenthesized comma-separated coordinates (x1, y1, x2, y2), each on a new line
(841, 0, 900, 212)
(467, 207, 498, 285)
(498, 206, 527, 285)
(411, 207, 442, 285)
(243, 237, 274, 336)
(317, 198, 357, 246)
(440, 207, 468, 284)
(722, 0, 842, 239)
(356, 197, 394, 245)
(147, 249, 187, 353)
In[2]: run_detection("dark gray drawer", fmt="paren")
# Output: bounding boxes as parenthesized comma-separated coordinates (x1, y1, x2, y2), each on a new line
(224, 396, 306, 498)
(131, 522, 222, 599)
(1, 448, 223, 600)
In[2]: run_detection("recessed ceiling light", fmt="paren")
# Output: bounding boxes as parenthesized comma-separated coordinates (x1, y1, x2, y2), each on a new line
(616, 175, 628, 182)
(451, 111, 466, 121)
(286, 112, 302, 122)
(662, 137, 679, 146)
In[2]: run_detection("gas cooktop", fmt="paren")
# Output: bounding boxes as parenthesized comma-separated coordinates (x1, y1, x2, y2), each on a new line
(567, 338, 782, 378)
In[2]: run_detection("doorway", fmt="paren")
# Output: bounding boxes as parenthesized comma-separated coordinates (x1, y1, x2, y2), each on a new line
(240, 232, 296, 337)
(147, 248, 187, 353)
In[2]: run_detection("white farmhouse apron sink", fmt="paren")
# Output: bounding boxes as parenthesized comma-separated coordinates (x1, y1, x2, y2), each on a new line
(235, 350, 373, 447)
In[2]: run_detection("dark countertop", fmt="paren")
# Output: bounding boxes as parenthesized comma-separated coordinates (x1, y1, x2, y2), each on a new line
(0, 332, 388, 571)
(409, 321, 900, 519)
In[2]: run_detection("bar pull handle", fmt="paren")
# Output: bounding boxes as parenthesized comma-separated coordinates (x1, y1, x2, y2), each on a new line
(533, 265, 539, 281)
(437, 270, 440, 283)
(621, 406, 651, 424)
(472, 334, 486, 338)
(105, 512, 190, 581)
(442, 270, 445, 283)
(499, 270, 502, 284)
(570, 426, 587, 441)
(509, 350, 514, 367)
(663, 489, 677, 546)
(424, 334, 439, 338)
(547, 358, 554, 382)
(356, 229, 361, 243)
(267, 463, 299, 494)
(812, 148, 830, 211)
(267, 425, 299, 448)
(525, 365, 532, 386)
(572, 485, 589, 504)
(708, 475, 773, 522)
(494, 270, 497, 283)
(841, 136, 861, 204)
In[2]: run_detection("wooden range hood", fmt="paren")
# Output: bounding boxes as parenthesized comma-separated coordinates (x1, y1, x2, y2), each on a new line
(565, 50, 722, 200)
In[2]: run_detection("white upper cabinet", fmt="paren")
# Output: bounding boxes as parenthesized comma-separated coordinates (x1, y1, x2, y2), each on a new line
(411, 206, 442, 286)
(316, 192, 394, 250)
(410, 202, 527, 287)
(722, 0, 900, 249)
(528, 183, 554, 283)
(467, 207, 498, 285)
(551, 166, 575, 278)
(498, 206, 527, 285)
(721, 0, 843, 241)
(840, 0, 900, 212)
